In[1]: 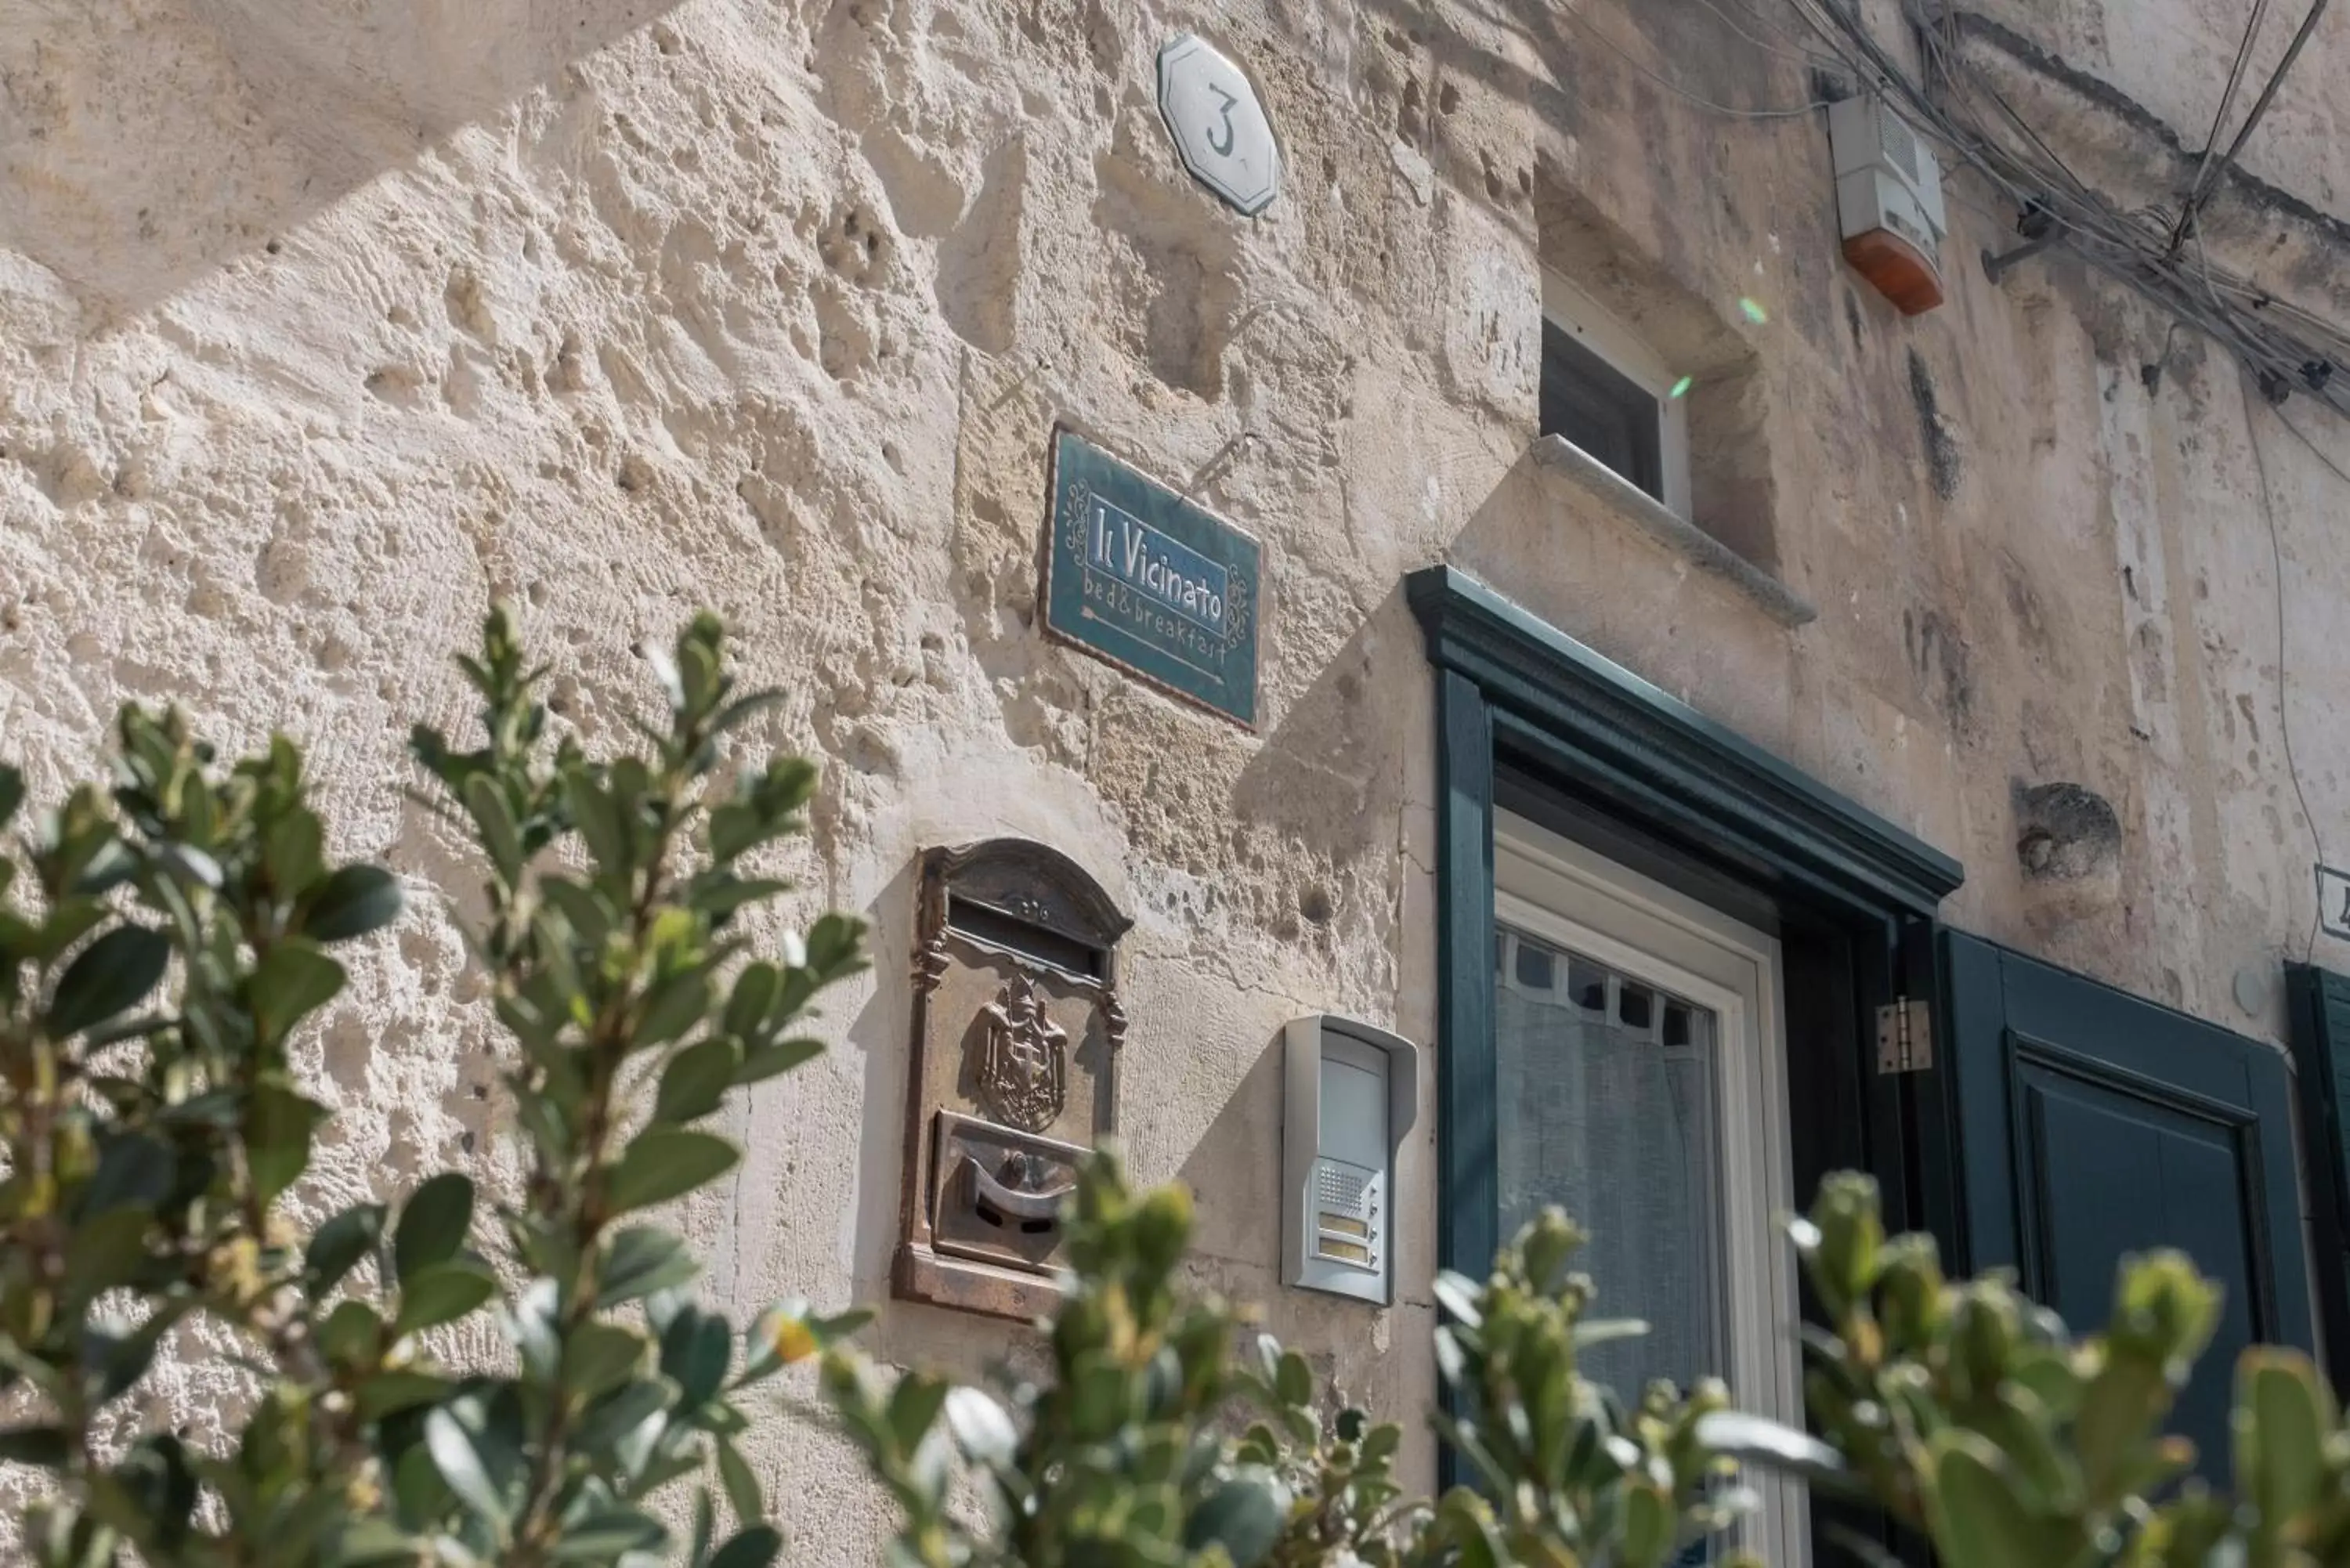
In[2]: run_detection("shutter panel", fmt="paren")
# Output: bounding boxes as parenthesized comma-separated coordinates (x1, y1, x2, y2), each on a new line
(1941, 931, 2314, 1472)
(2286, 963, 2350, 1389)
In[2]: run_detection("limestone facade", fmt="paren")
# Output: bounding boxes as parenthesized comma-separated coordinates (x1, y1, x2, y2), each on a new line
(8, 0, 2350, 1550)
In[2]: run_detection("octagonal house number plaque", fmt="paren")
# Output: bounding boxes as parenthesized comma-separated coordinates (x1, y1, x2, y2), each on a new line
(1157, 32, 1282, 217)
(893, 839, 1132, 1320)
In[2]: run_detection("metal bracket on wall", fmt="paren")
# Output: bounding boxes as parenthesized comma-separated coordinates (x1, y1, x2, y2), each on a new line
(1877, 996, 1934, 1074)
(1982, 203, 2062, 286)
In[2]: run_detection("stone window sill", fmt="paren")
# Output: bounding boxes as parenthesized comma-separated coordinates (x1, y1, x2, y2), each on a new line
(1530, 435, 1815, 628)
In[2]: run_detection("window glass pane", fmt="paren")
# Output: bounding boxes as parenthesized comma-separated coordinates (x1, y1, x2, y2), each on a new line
(1540, 319, 1665, 502)
(1567, 956, 1609, 1013)
(1494, 927, 1722, 1397)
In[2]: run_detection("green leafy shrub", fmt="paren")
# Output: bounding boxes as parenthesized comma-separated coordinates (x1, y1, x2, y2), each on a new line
(829, 1151, 1755, 1568)
(5, 607, 2348, 1568)
(837, 1156, 2350, 1568)
(1786, 1172, 2350, 1568)
(0, 609, 866, 1566)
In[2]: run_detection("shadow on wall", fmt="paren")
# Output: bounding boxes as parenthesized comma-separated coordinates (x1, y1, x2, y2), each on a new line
(1348, 0, 1816, 190)
(1173, 1030, 1287, 1275)
(0, 0, 684, 315)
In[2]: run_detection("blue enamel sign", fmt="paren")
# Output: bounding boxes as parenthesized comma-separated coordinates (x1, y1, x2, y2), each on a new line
(1043, 428, 1260, 728)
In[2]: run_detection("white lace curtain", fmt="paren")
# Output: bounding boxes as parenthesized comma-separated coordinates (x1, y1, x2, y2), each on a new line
(1494, 927, 1723, 1402)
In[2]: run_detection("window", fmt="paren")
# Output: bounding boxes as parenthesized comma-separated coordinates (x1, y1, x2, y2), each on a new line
(1540, 269, 1692, 518)
(1494, 811, 1806, 1566)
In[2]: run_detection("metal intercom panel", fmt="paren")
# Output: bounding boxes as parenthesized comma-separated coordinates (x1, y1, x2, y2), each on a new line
(1282, 1016, 1420, 1304)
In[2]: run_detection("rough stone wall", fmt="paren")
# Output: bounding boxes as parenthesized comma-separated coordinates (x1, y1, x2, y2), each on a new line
(6, 0, 2350, 1554)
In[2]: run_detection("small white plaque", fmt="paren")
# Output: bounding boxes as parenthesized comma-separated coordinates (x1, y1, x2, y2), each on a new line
(2320, 864, 2350, 942)
(1156, 33, 1282, 216)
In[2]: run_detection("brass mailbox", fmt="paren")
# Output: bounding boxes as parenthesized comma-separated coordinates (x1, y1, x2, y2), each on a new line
(894, 839, 1130, 1320)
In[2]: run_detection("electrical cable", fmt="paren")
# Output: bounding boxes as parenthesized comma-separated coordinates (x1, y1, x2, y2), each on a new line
(1776, 0, 2350, 424)
(1683, 0, 1849, 69)
(1562, 3, 1835, 118)
(1702, 0, 1854, 67)
(2270, 396, 2350, 488)
(2177, 0, 2336, 249)
(2238, 368, 2329, 960)
(2170, 0, 2277, 254)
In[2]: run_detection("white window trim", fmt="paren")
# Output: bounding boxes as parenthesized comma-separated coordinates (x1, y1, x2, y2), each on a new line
(1496, 810, 1808, 1568)
(1541, 267, 1694, 521)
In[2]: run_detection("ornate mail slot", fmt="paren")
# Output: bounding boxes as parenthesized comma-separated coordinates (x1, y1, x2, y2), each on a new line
(894, 839, 1130, 1320)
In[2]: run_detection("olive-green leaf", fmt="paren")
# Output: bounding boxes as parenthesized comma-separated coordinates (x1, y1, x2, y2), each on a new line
(354, 1371, 453, 1421)
(246, 1082, 326, 1206)
(64, 1209, 151, 1308)
(663, 1310, 733, 1410)
(305, 865, 405, 943)
(637, 971, 710, 1050)
(463, 775, 525, 882)
(599, 1226, 700, 1306)
(45, 926, 170, 1039)
(0, 765, 21, 830)
(305, 1203, 387, 1295)
(717, 1439, 762, 1526)
(606, 1129, 740, 1215)
(569, 779, 629, 879)
(319, 1300, 384, 1366)
(323, 1517, 421, 1568)
(263, 808, 325, 895)
(250, 940, 346, 1044)
(540, 879, 612, 948)
(708, 1525, 781, 1568)
(884, 1374, 949, 1454)
(393, 1172, 475, 1284)
(575, 1378, 674, 1452)
(1274, 1349, 1313, 1408)
(2240, 1347, 2330, 1530)
(395, 1260, 497, 1338)
(79, 1133, 175, 1218)
(0, 1425, 73, 1469)
(425, 1406, 511, 1529)
(711, 689, 786, 737)
(1928, 1431, 2074, 1568)
(737, 1036, 822, 1086)
(548, 1509, 667, 1562)
(1621, 1482, 1677, 1568)
(563, 1322, 649, 1401)
(707, 804, 766, 865)
(1184, 1469, 1289, 1567)
(723, 963, 780, 1038)
(804, 911, 862, 970)
(656, 1037, 741, 1125)
(689, 1489, 715, 1568)
(93, 1307, 180, 1401)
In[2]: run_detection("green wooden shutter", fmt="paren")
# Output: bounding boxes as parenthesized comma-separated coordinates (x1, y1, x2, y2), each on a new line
(1943, 931, 2313, 1472)
(2287, 963, 2350, 1389)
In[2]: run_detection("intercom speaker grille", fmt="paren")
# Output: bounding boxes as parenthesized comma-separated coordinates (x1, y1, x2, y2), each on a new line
(1312, 1156, 1379, 1270)
(1878, 110, 1922, 182)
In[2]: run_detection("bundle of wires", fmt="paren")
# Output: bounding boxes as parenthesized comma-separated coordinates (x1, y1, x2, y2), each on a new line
(1777, 0, 2350, 417)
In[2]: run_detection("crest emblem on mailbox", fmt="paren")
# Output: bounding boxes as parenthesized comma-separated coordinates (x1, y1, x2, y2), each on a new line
(895, 839, 1131, 1321)
(978, 973, 1068, 1131)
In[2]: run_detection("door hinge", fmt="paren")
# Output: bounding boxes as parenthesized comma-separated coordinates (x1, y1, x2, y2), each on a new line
(1876, 997, 1933, 1074)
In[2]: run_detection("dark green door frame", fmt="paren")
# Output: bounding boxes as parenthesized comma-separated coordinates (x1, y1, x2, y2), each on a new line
(2287, 963, 2350, 1389)
(1407, 563, 1967, 1285)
